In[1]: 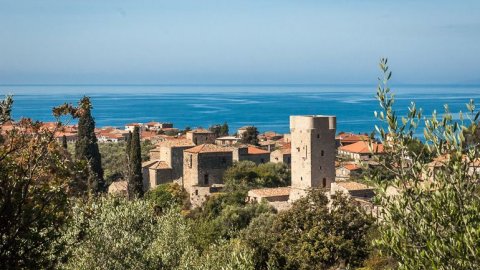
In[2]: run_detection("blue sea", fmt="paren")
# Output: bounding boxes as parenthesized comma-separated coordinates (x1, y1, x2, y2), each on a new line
(1, 84, 480, 136)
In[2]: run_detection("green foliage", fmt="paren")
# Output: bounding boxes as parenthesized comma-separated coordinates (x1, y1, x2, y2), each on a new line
(372, 58, 480, 269)
(188, 192, 274, 251)
(209, 122, 229, 137)
(0, 95, 13, 124)
(74, 96, 105, 193)
(60, 197, 193, 269)
(241, 126, 259, 145)
(224, 161, 290, 192)
(145, 183, 189, 211)
(0, 96, 76, 269)
(128, 126, 143, 198)
(59, 196, 256, 270)
(239, 190, 373, 270)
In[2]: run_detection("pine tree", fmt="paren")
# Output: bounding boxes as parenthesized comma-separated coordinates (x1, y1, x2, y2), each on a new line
(128, 126, 143, 198)
(74, 96, 105, 193)
(62, 135, 68, 149)
(241, 126, 259, 145)
(220, 121, 229, 136)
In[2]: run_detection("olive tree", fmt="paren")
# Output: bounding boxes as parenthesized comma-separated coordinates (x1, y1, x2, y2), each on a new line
(372, 58, 480, 269)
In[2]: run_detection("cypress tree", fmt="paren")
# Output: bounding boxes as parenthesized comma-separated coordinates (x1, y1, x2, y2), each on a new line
(61, 134, 68, 149)
(126, 131, 132, 156)
(75, 96, 105, 193)
(128, 126, 143, 198)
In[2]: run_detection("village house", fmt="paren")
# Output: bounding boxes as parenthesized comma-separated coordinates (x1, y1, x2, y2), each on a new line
(338, 141, 384, 162)
(330, 181, 375, 200)
(232, 145, 270, 164)
(215, 135, 241, 146)
(142, 138, 196, 190)
(247, 186, 291, 205)
(236, 126, 253, 138)
(96, 127, 129, 143)
(270, 143, 291, 166)
(125, 123, 146, 132)
(335, 132, 370, 147)
(336, 163, 363, 180)
(142, 160, 173, 191)
(145, 121, 173, 131)
(186, 128, 216, 145)
(258, 140, 277, 152)
(182, 144, 233, 207)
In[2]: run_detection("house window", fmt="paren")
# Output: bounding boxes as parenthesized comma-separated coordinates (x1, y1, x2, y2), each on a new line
(321, 150, 324, 156)
(204, 174, 209, 185)
(322, 178, 327, 188)
(317, 134, 320, 139)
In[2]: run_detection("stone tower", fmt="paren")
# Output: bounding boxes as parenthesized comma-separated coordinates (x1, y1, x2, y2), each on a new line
(289, 115, 336, 202)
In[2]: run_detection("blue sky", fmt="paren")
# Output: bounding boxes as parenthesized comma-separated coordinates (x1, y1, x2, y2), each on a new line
(0, 0, 479, 84)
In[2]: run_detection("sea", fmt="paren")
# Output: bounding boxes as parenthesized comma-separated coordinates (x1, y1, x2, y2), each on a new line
(1, 84, 479, 137)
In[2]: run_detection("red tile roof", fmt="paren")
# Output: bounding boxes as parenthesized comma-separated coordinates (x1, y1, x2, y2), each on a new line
(339, 141, 384, 154)
(247, 146, 270, 155)
(342, 164, 362, 171)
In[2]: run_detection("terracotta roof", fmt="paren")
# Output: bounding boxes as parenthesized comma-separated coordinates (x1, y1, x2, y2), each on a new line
(185, 144, 233, 154)
(342, 164, 362, 171)
(141, 131, 158, 139)
(336, 181, 373, 191)
(151, 160, 171, 170)
(339, 141, 384, 154)
(248, 187, 291, 197)
(247, 146, 270, 155)
(158, 138, 195, 147)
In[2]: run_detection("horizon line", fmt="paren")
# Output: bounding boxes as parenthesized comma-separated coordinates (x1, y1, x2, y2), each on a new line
(1, 82, 479, 87)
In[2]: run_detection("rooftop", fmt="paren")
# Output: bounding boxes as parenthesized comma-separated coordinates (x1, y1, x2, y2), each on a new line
(188, 128, 213, 134)
(335, 181, 373, 191)
(339, 141, 384, 154)
(185, 143, 233, 154)
(247, 146, 270, 155)
(248, 186, 291, 197)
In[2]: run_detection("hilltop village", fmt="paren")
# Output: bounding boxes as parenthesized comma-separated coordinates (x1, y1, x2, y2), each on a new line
(0, 115, 385, 210)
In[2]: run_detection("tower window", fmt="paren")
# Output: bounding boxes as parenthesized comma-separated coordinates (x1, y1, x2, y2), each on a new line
(317, 134, 320, 139)
(322, 178, 327, 188)
(321, 150, 324, 156)
(301, 177, 303, 181)
(204, 174, 209, 185)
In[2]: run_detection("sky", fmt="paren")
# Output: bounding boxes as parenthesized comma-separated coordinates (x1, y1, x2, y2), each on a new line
(0, 0, 479, 85)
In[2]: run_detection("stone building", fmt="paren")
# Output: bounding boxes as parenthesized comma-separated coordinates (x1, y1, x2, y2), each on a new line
(186, 129, 216, 145)
(232, 145, 270, 164)
(183, 144, 233, 207)
(289, 115, 337, 202)
(142, 138, 195, 191)
(215, 136, 241, 146)
(270, 143, 291, 166)
(336, 163, 362, 180)
(142, 160, 173, 191)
